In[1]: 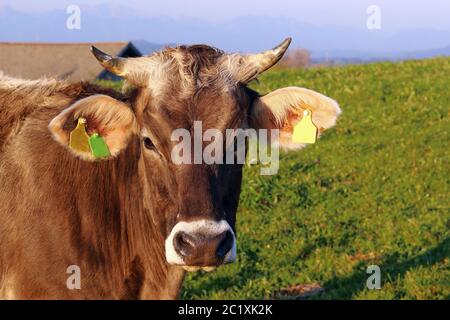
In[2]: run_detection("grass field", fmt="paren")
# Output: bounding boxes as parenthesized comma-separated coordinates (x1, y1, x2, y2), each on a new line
(181, 58, 450, 300)
(102, 57, 449, 299)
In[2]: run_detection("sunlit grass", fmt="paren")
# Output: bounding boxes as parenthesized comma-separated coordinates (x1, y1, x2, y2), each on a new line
(183, 58, 450, 300)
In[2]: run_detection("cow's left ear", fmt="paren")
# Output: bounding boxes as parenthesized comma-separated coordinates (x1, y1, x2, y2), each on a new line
(49, 94, 138, 161)
(249, 87, 341, 149)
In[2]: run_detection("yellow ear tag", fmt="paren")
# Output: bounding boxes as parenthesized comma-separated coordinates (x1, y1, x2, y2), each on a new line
(69, 118, 91, 153)
(292, 109, 317, 144)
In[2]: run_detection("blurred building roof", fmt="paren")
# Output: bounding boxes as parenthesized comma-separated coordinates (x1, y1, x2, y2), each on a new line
(0, 41, 142, 81)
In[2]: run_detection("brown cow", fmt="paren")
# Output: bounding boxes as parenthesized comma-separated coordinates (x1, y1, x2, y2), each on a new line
(0, 38, 341, 299)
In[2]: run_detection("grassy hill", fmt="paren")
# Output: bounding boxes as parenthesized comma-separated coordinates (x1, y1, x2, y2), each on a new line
(100, 57, 449, 299)
(181, 58, 450, 299)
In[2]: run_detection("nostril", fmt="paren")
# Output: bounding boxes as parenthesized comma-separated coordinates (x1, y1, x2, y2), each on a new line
(216, 231, 234, 259)
(174, 232, 196, 257)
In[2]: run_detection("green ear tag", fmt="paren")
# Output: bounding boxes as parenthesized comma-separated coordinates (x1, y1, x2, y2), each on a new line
(69, 118, 91, 153)
(292, 109, 318, 144)
(89, 133, 111, 158)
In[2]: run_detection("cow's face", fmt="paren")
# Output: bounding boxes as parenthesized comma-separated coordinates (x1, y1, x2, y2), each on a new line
(49, 39, 341, 271)
(136, 76, 251, 271)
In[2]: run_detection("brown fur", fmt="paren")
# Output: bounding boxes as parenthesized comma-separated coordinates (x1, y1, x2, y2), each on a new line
(0, 78, 186, 299)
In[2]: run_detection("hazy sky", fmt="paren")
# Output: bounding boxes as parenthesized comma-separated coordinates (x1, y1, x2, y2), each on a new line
(2, 0, 450, 31)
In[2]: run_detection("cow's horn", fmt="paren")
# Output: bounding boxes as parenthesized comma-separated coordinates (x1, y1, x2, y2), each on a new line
(244, 37, 292, 77)
(91, 46, 126, 76)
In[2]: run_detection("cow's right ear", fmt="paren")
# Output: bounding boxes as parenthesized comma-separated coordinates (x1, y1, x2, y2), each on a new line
(49, 94, 137, 161)
(249, 87, 341, 150)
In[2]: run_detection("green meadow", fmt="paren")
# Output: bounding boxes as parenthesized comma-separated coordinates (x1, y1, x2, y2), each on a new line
(103, 57, 450, 299)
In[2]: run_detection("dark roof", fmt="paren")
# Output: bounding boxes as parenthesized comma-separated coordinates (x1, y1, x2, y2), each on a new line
(0, 42, 142, 81)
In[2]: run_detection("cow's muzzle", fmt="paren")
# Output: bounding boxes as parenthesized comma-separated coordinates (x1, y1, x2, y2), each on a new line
(165, 219, 236, 271)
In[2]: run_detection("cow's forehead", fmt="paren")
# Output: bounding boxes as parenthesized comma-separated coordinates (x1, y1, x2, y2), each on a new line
(143, 86, 245, 134)
(139, 45, 248, 130)
(138, 45, 249, 105)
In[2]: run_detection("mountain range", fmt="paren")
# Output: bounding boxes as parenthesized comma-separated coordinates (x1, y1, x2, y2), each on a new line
(1, 4, 449, 61)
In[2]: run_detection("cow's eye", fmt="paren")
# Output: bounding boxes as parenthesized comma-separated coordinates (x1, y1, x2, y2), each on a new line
(143, 137, 155, 150)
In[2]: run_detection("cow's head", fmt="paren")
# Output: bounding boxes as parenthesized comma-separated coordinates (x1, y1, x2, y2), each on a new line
(49, 38, 341, 272)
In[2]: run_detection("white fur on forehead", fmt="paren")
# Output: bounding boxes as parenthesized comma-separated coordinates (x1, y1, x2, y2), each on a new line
(126, 48, 254, 102)
(122, 55, 176, 101)
(124, 50, 200, 103)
